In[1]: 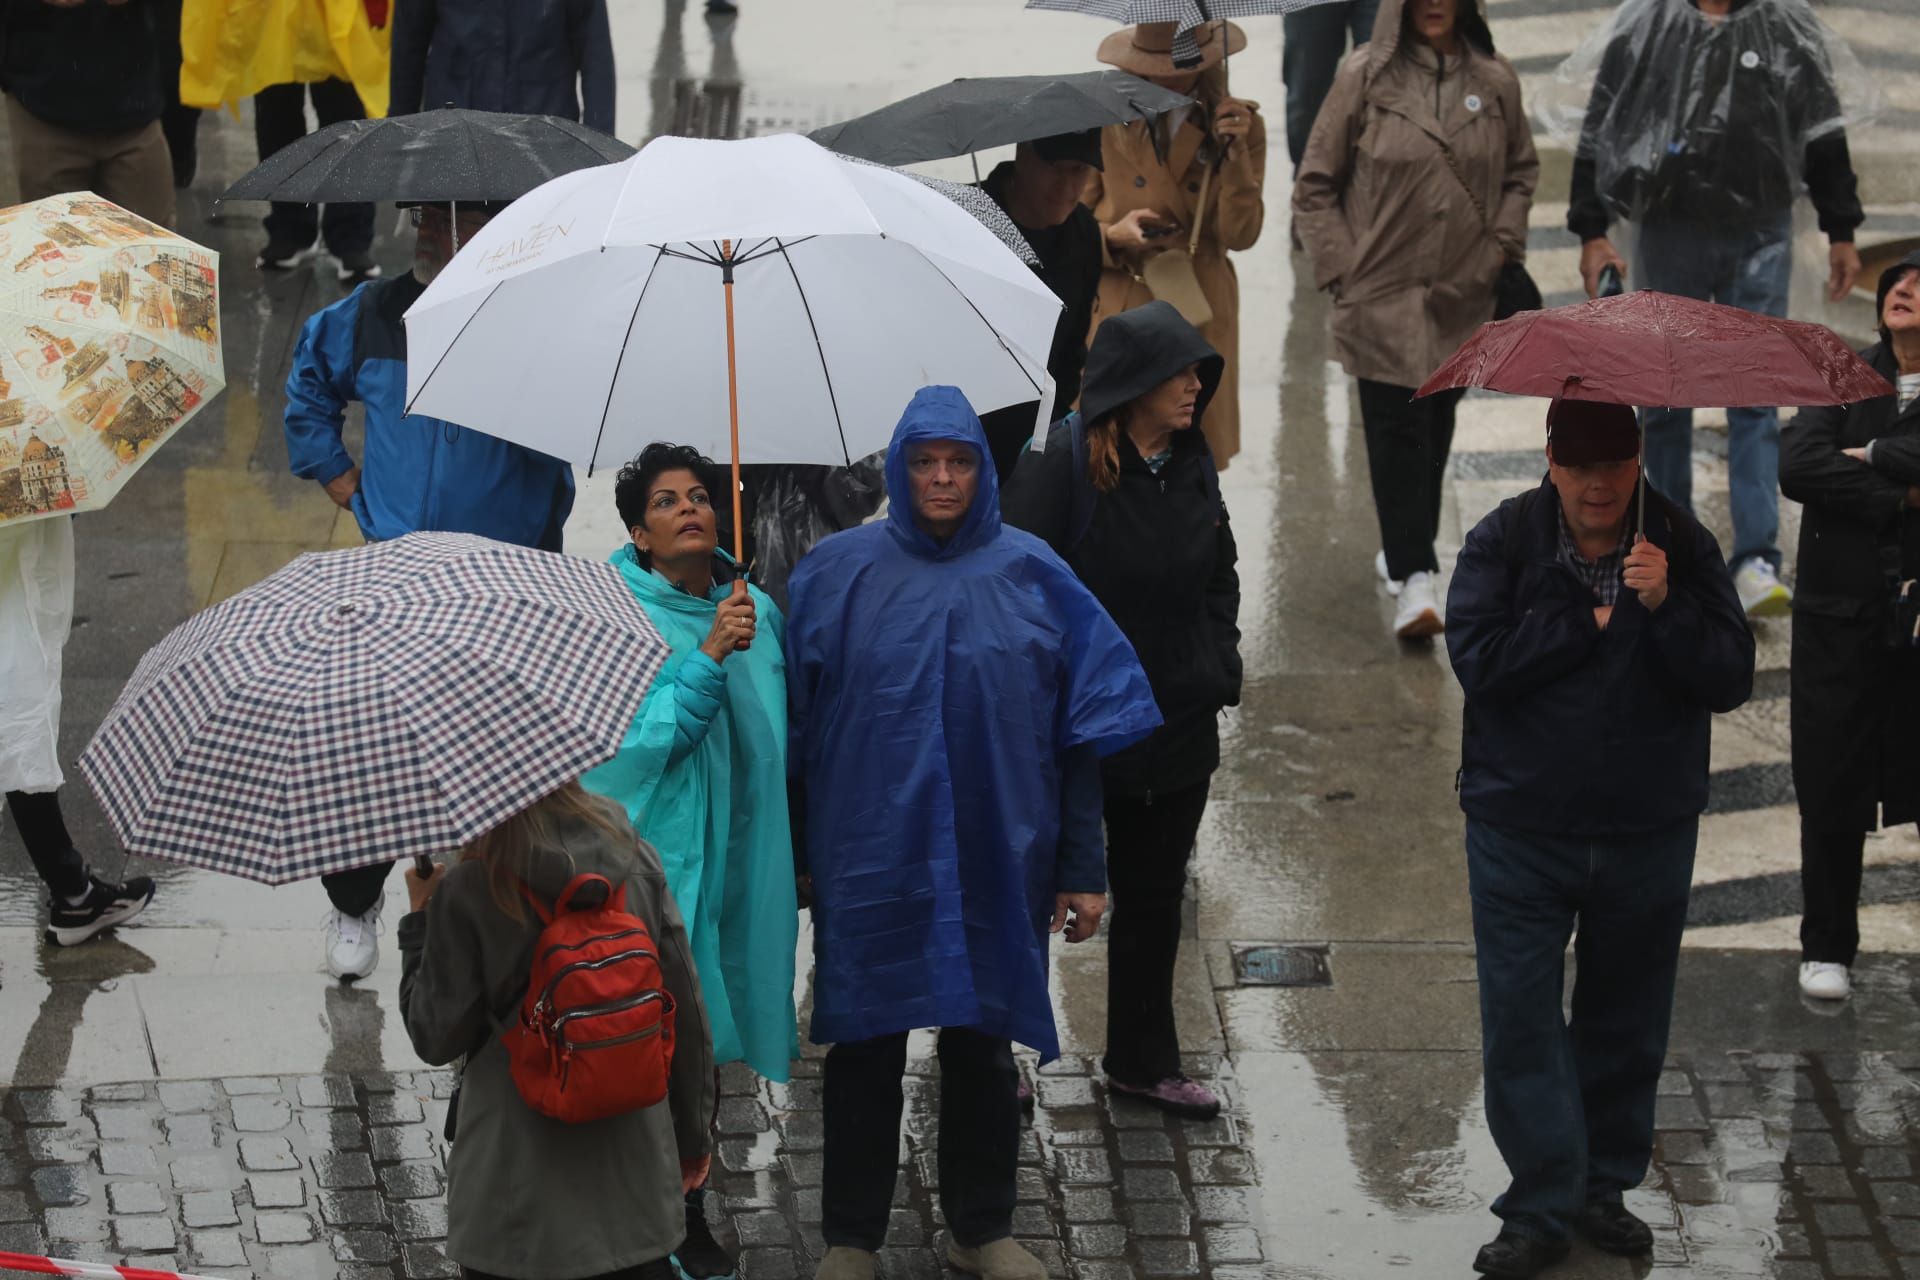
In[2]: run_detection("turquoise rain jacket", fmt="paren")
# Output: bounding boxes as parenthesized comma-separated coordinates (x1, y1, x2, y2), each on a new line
(582, 545, 798, 1083)
(785, 386, 1162, 1060)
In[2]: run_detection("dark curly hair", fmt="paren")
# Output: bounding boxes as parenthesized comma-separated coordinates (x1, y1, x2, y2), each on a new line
(614, 443, 722, 552)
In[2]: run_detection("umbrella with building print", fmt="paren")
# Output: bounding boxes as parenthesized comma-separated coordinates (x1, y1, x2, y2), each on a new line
(0, 192, 223, 528)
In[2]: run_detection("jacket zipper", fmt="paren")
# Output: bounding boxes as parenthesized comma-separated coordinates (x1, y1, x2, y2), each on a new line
(531, 949, 657, 1025)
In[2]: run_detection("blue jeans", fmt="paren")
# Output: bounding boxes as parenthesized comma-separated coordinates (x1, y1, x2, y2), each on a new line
(1636, 215, 1793, 572)
(1466, 817, 1698, 1244)
(1282, 0, 1380, 165)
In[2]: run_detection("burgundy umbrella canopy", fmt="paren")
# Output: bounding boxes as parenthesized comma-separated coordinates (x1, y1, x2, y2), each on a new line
(1416, 291, 1893, 408)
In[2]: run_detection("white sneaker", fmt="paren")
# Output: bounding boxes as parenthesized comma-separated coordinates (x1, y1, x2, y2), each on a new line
(1375, 550, 1404, 597)
(324, 899, 383, 981)
(1393, 572, 1445, 639)
(1798, 961, 1850, 1001)
(1735, 559, 1792, 619)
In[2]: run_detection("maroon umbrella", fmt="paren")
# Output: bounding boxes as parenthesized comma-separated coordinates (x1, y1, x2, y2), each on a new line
(1416, 291, 1893, 407)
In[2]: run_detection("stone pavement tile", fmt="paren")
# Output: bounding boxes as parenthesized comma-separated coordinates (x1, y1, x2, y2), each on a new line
(367, 1095, 425, 1127)
(12, 1089, 77, 1124)
(106, 1180, 168, 1214)
(230, 1096, 293, 1132)
(1136, 1239, 1200, 1277)
(189, 1229, 249, 1267)
(1872, 1180, 1920, 1216)
(221, 1077, 283, 1096)
(333, 1227, 401, 1263)
(401, 1242, 459, 1279)
(302, 1111, 367, 1150)
(163, 1113, 217, 1150)
(1067, 1224, 1127, 1258)
(91, 1108, 158, 1144)
(1795, 1164, 1854, 1198)
(31, 1165, 90, 1206)
(370, 1125, 436, 1164)
(319, 1189, 390, 1226)
(1790, 1132, 1843, 1164)
(1044, 1108, 1107, 1147)
(1190, 1185, 1253, 1223)
(87, 1085, 148, 1104)
(157, 1082, 219, 1114)
(0, 1223, 47, 1254)
(43, 1206, 108, 1242)
(1062, 1187, 1115, 1223)
(1814, 1202, 1873, 1238)
(737, 1247, 796, 1280)
(1185, 1148, 1255, 1186)
(250, 1173, 308, 1208)
(167, 1153, 231, 1192)
(1052, 1148, 1110, 1185)
(113, 1215, 178, 1253)
(718, 1097, 770, 1134)
(181, 1190, 239, 1228)
(0, 1190, 29, 1222)
(240, 1136, 300, 1171)
(1203, 1224, 1263, 1265)
(380, 1162, 445, 1199)
(1859, 1149, 1913, 1179)
(25, 1123, 98, 1164)
(313, 1152, 377, 1188)
(299, 1076, 357, 1109)
(390, 1199, 448, 1241)
(1826, 1240, 1894, 1277)
(1127, 1201, 1192, 1238)
(255, 1211, 317, 1244)
(98, 1143, 158, 1177)
(1117, 1130, 1176, 1163)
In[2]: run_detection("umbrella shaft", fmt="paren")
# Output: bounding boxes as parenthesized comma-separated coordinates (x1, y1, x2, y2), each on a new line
(722, 240, 744, 564)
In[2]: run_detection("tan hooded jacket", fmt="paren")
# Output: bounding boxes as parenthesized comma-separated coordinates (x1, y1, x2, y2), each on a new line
(1292, 0, 1538, 390)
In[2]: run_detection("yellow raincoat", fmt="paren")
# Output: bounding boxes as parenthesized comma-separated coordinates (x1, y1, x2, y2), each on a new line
(180, 0, 390, 117)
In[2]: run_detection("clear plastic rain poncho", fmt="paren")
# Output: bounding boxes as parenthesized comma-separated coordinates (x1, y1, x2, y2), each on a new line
(1531, 0, 1882, 225)
(746, 454, 885, 611)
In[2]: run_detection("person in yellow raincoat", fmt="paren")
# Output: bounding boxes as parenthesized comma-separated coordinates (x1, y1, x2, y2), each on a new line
(180, 0, 390, 282)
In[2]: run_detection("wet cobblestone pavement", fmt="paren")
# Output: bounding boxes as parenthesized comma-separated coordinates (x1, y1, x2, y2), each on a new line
(4, 1047, 1917, 1279)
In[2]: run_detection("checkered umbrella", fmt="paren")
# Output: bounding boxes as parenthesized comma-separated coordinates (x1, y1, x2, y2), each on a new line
(77, 533, 671, 883)
(1024, 0, 1336, 62)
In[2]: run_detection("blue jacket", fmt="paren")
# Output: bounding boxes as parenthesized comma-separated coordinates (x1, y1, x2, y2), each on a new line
(1446, 478, 1754, 836)
(284, 274, 575, 549)
(785, 386, 1161, 1058)
(389, 0, 615, 135)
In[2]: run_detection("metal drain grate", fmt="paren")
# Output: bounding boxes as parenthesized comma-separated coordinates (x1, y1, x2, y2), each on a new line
(1232, 944, 1332, 987)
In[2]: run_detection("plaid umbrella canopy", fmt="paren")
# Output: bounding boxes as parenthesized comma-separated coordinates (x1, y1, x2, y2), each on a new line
(78, 534, 671, 883)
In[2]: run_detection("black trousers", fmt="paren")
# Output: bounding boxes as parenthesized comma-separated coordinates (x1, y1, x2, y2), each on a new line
(323, 859, 393, 917)
(822, 1027, 1018, 1250)
(253, 80, 375, 252)
(1800, 822, 1878, 966)
(5, 789, 88, 900)
(1102, 781, 1210, 1085)
(1357, 379, 1462, 582)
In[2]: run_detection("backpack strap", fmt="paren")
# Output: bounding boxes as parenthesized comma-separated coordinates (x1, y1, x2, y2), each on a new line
(516, 872, 615, 924)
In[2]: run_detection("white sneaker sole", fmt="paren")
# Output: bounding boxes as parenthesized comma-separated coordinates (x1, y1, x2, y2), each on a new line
(46, 890, 154, 947)
(257, 243, 320, 271)
(1395, 608, 1444, 640)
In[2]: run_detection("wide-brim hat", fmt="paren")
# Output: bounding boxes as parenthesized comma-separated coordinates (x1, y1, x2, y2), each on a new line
(1097, 20, 1247, 77)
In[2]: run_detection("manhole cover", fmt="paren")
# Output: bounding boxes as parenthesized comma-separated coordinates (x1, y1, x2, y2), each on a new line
(1232, 944, 1332, 988)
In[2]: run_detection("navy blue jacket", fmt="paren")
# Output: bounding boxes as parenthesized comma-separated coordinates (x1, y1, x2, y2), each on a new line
(1446, 478, 1754, 836)
(389, 0, 615, 135)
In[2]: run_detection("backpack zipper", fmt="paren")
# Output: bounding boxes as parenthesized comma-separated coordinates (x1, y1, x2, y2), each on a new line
(539, 927, 650, 964)
(530, 949, 658, 1028)
(551, 989, 669, 1040)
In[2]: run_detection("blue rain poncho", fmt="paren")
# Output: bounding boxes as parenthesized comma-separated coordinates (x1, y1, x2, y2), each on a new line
(785, 386, 1162, 1059)
(582, 545, 798, 1082)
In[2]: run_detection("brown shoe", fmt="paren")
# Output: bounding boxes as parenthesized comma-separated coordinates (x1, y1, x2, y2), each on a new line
(948, 1237, 1045, 1280)
(815, 1246, 876, 1280)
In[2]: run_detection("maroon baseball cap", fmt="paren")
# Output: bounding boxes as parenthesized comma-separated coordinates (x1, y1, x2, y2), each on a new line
(1547, 398, 1639, 466)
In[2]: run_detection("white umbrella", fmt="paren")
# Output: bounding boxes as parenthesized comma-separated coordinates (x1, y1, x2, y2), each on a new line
(402, 133, 1061, 555)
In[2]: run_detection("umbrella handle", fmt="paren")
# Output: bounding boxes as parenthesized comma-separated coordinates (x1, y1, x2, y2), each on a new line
(413, 855, 435, 878)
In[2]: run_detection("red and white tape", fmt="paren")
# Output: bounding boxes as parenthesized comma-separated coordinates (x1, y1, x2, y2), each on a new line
(0, 1252, 227, 1280)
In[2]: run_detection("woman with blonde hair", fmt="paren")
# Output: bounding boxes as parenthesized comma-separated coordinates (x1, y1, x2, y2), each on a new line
(399, 781, 714, 1280)
(1086, 19, 1267, 468)
(1004, 301, 1241, 1119)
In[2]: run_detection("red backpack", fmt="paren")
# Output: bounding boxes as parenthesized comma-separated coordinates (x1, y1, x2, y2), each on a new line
(501, 873, 676, 1124)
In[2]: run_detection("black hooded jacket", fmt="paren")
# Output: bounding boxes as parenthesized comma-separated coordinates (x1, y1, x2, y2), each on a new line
(0, 0, 164, 134)
(1003, 302, 1242, 797)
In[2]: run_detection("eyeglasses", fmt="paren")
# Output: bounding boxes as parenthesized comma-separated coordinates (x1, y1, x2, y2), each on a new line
(407, 207, 490, 233)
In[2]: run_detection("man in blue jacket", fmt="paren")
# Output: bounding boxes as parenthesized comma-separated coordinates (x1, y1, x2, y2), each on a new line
(786, 387, 1161, 1280)
(1445, 399, 1753, 1280)
(283, 198, 575, 982)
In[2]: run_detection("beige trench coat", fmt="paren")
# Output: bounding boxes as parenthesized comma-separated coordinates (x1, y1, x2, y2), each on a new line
(1291, 0, 1538, 390)
(1086, 105, 1267, 466)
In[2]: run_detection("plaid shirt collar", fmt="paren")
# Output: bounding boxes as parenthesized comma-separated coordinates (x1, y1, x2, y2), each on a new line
(1555, 504, 1629, 607)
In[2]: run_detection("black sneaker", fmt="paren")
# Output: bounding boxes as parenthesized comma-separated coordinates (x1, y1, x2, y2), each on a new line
(1573, 1202, 1653, 1256)
(335, 250, 383, 286)
(674, 1194, 736, 1279)
(47, 874, 156, 947)
(257, 236, 319, 270)
(705, 0, 738, 12)
(1471, 1231, 1570, 1279)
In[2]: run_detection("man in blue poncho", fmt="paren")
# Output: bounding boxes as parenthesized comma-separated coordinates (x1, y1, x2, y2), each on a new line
(786, 386, 1162, 1280)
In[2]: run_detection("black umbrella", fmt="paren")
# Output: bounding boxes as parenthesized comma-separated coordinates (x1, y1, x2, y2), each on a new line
(222, 109, 636, 206)
(805, 70, 1192, 167)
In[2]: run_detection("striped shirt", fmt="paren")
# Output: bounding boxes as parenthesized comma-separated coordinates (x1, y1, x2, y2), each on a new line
(1556, 507, 1628, 607)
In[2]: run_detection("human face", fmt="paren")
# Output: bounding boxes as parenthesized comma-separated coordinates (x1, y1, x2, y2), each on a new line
(1130, 364, 1204, 435)
(906, 441, 981, 539)
(1010, 147, 1095, 229)
(411, 205, 493, 283)
(1548, 451, 1638, 542)
(630, 468, 718, 566)
(1406, 0, 1459, 49)
(1882, 267, 1920, 336)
